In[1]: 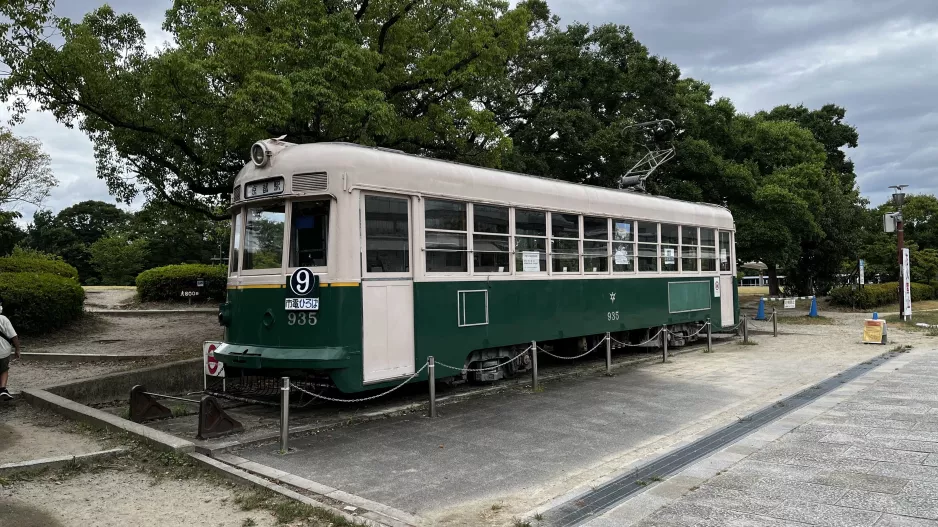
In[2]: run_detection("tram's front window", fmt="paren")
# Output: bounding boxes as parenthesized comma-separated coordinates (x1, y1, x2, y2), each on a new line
(290, 200, 329, 267)
(243, 203, 285, 271)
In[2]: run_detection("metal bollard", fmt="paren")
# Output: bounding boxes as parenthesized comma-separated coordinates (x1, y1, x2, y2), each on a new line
(743, 316, 749, 344)
(531, 341, 538, 391)
(772, 308, 778, 337)
(279, 376, 290, 454)
(428, 356, 436, 418)
(706, 317, 712, 353)
(605, 332, 612, 374)
(662, 325, 668, 363)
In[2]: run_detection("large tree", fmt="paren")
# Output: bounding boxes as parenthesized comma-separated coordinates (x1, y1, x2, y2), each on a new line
(0, 126, 56, 208)
(0, 0, 540, 218)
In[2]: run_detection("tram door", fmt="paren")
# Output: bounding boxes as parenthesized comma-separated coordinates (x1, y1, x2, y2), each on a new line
(718, 230, 735, 327)
(360, 194, 416, 383)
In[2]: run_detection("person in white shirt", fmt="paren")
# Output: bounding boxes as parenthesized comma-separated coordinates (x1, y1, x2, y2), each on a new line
(0, 299, 21, 400)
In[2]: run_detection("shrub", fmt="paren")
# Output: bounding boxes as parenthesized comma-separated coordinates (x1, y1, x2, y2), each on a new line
(0, 272, 85, 334)
(136, 264, 227, 302)
(0, 248, 79, 281)
(89, 235, 149, 286)
(829, 281, 938, 309)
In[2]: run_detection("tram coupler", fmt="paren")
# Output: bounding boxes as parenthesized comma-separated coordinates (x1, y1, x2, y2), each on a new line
(197, 395, 243, 440)
(129, 385, 172, 423)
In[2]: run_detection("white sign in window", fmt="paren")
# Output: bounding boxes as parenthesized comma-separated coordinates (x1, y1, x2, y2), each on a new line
(522, 251, 541, 272)
(614, 249, 630, 265)
(664, 247, 676, 265)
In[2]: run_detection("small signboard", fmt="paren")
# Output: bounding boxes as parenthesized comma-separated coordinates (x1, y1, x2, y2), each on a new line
(245, 177, 284, 199)
(713, 276, 721, 298)
(286, 267, 320, 311)
(783, 298, 796, 309)
(862, 320, 887, 345)
(522, 251, 540, 272)
(614, 249, 629, 265)
(203, 341, 225, 377)
(197, 278, 205, 288)
(859, 260, 865, 286)
(902, 248, 912, 317)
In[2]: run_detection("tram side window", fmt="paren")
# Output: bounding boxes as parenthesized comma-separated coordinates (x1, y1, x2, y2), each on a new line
(660, 223, 679, 272)
(243, 204, 285, 271)
(515, 209, 546, 272)
(551, 213, 580, 273)
(473, 204, 509, 273)
(700, 228, 717, 272)
(365, 196, 410, 273)
(682, 226, 698, 272)
(230, 210, 242, 273)
(425, 199, 467, 273)
(719, 231, 732, 272)
(637, 221, 658, 272)
(613, 219, 635, 272)
(583, 216, 608, 273)
(289, 200, 329, 267)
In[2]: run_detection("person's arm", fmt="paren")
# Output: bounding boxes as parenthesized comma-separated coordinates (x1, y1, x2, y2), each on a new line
(12, 336, 19, 359)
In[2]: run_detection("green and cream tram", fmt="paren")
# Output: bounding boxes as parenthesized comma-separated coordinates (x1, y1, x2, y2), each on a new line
(215, 140, 739, 393)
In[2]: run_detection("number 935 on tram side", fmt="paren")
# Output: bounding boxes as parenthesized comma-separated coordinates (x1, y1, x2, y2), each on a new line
(214, 139, 739, 394)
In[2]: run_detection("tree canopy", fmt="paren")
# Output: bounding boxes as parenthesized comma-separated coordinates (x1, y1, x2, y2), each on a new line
(2, 0, 925, 293)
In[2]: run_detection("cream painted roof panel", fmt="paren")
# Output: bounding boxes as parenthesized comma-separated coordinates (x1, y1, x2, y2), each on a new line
(234, 142, 734, 230)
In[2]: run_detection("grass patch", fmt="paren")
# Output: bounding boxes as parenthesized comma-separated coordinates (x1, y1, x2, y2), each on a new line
(884, 311, 938, 330)
(513, 520, 532, 527)
(170, 404, 191, 418)
(776, 315, 834, 325)
(927, 327, 938, 337)
(234, 488, 362, 526)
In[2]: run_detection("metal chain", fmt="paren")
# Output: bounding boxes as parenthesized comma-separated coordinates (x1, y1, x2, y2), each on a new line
(537, 337, 608, 360)
(290, 362, 429, 403)
(609, 326, 665, 348)
(435, 345, 533, 372)
(670, 322, 710, 339)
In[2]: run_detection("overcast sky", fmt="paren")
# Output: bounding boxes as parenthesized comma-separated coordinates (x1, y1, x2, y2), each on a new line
(6, 0, 937, 222)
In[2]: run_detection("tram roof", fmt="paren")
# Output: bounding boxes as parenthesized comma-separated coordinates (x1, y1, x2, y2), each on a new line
(235, 142, 734, 230)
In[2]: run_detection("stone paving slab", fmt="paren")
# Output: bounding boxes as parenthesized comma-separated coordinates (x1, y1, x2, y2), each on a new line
(584, 348, 938, 527)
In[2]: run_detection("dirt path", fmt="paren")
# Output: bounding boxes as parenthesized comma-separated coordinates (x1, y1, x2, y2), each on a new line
(24, 312, 222, 357)
(83, 288, 136, 309)
(0, 469, 280, 527)
(0, 404, 104, 465)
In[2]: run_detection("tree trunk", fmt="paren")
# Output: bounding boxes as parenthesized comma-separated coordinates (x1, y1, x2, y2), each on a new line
(767, 263, 780, 296)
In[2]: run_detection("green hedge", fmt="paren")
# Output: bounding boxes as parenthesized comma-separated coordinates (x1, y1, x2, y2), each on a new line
(0, 252, 80, 281)
(829, 281, 938, 309)
(0, 272, 85, 334)
(136, 264, 227, 302)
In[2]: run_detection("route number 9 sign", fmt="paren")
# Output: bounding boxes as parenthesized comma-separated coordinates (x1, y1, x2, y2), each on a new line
(285, 268, 320, 311)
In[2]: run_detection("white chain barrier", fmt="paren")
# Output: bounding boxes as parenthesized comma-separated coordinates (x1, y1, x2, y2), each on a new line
(609, 326, 666, 348)
(434, 345, 534, 373)
(290, 362, 429, 403)
(537, 337, 609, 360)
(670, 322, 710, 339)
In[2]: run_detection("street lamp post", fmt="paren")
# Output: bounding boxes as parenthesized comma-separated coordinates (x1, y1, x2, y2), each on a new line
(890, 185, 908, 318)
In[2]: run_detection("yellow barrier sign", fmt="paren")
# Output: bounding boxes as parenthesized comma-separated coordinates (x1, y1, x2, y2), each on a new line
(862, 320, 887, 345)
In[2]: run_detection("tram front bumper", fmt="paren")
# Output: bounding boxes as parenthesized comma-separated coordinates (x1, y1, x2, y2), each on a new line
(214, 343, 352, 370)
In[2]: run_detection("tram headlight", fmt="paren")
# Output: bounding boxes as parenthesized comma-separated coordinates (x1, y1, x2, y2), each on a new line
(218, 302, 232, 327)
(251, 142, 269, 167)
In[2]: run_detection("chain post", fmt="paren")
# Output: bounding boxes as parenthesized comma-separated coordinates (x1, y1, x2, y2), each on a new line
(743, 316, 749, 344)
(279, 376, 290, 454)
(428, 356, 436, 418)
(662, 326, 668, 363)
(605, 333, 612, 374)
(772, 307, 778, 337)
(531, 341, 538, 391)
(706, 317, 712, 353)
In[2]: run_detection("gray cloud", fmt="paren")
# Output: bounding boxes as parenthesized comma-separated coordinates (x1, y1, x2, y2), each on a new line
(8, 0, 937, 225)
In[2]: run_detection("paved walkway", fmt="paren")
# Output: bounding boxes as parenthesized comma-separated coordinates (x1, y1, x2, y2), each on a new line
(583, 347, 938, 527)
(233, 319, 919, 525)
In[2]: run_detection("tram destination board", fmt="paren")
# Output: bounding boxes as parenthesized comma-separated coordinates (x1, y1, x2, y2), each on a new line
(285, 267, 320, 311)
(245, 176, 284, 199)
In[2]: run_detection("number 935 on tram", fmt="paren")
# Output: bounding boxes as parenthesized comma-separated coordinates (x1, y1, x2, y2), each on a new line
(214, 139, 739, 394)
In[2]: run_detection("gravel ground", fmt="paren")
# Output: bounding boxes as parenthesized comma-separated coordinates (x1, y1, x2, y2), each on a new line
(4, 359, 153, 392)
(0, 404, 104, 465)
(23, 312, 223, 357)
(83, 288, 136, 309)
(0, 470, 280, 527)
